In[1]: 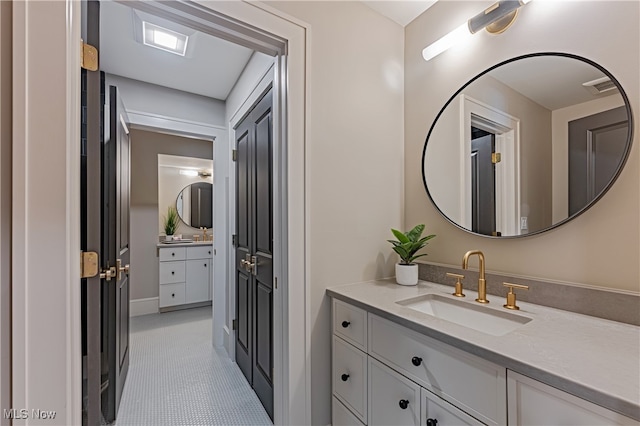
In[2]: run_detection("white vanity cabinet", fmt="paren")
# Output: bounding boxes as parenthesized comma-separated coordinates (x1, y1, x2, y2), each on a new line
(507, 370, 638, 425)
(158, 244, 212, 309)
(332, 299, 497, 426)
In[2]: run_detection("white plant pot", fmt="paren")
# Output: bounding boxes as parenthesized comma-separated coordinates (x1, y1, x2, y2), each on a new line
(396, 263, 419, 286)
(166, 235, 174, 242)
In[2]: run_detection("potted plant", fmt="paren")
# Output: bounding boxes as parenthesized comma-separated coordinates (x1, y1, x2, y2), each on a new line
(163, 206, 179, 241)
(388, 224, 436, 286)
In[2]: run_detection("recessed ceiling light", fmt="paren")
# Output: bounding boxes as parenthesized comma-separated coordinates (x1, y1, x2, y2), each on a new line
(143, 21, 188, 56)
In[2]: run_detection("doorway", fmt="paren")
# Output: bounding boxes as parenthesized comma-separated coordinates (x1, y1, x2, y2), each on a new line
(79, 1, 304, 425)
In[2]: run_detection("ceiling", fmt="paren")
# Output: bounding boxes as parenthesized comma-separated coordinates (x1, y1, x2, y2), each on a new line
(100, 1, 254, 100)
(361, 1, 438, 27)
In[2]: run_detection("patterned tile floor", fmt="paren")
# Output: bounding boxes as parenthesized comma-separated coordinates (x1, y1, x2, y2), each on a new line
(112, 307, 271, 426)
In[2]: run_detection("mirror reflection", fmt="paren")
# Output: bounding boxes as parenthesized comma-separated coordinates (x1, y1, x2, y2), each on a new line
(423, 53, 632, 237)
(176, 182, 213, 229)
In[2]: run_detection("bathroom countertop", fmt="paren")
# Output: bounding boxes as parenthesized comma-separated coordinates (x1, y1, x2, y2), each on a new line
(327, 279, 640, 421)
(156, 241, 213, 248)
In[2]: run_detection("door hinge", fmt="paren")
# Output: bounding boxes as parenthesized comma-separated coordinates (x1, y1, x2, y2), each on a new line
(80, 40, 98, 71)
(232, 319, 238, 330)
(80, 251, 99, 278)
(232, 234, 237, 248)
(232, 149, 238, 162)
(491, 152, 502, 164)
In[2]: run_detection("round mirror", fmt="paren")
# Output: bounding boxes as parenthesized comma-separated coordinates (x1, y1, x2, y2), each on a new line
(422, 53, 633, 238)
(176, 182, 212, 229)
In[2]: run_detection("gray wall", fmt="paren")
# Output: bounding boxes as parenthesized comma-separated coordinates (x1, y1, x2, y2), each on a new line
(105, 74, 226, 128)
(405, 1, 639, 292)
(0, 2, 11, 422)
(130, 129, 213, 300)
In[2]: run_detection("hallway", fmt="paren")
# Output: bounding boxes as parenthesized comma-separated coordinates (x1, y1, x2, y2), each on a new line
(111, 307, 271, 426)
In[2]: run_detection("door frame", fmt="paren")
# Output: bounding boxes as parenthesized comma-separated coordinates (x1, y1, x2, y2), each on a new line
(11, 1, 310, 425)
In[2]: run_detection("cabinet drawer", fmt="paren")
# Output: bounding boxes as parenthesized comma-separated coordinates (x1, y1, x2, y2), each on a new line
(507, 370, 638, 425)
(186, 259, 211, 304)
(187, 245, 213, 260)
(369, 314, 506, 426)
(159, 247, 186, 262)
(159, 261, 186, 284)
(333, 299, 367, 351)
(333, 397, 365, 426)
(369, 357, 420, 426)
(421, 388, 484, 426)
(159, 283, 186, 307)
(333, 336, 367, 423)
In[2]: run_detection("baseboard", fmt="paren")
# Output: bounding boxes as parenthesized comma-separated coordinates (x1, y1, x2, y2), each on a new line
(130, 297, 159, 317)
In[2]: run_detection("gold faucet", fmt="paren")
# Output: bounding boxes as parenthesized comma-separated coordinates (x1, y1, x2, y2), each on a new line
(201, 227, 209, 241)
(462, 250, 489, 304)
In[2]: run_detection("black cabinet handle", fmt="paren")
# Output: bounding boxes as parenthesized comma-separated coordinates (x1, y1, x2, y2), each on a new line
(204, 263, 207, 267)
(411, 356, 423, 366)
(172, 252, 175, 256)
(208, 251, 211, 255)
(341, 321, 350, 328)
(399, 400, 409, 410)
(426, 419, 438, 426)
(341, 374, 349, 382)
(171, 271, 175, 275)
(171, 293, 175, 297)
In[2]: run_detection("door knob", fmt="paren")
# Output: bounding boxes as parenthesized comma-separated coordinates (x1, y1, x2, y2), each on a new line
(341, 374, 349, 382)
(399, 399, 409, 410)
(116, 259, 130, 281)
(99, 266, 116, 281)
(341, 321, 350, 328)
(411, 356, 423, 366)
(426, 419, 438, 426)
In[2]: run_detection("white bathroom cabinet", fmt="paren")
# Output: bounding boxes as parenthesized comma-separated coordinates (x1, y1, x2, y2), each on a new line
(158, 244, 212, 309)
(332, 298, 637, 426)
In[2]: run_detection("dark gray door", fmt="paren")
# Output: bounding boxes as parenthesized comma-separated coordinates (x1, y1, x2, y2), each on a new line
(569, 106, 629, 216)
(102, 86, 131, 421)
(471, 128, 496, 236)
(81, 2, 131, 422)
(235, 87, 274, 420)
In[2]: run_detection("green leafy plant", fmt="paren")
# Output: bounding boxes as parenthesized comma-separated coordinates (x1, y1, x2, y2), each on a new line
(163, 206, 179, 236)
(388, 224, 436, 264)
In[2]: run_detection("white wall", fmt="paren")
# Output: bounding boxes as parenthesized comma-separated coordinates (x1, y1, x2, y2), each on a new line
(551, 95, 625, 222)
(0, 2, 11, 423)
(262, 2, 405, 424)
(105, 73, 227, 138)
(405, 1, 639, 292)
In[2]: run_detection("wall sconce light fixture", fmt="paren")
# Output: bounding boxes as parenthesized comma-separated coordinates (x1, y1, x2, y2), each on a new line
(422, 0, 532, 62)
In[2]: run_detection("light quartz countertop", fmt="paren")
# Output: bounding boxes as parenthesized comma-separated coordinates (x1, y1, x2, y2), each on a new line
(156, 241, 213, 248)
(327, 279, 640, 421)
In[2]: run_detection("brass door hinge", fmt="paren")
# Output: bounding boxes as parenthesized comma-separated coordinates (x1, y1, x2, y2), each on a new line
(491, 152, 502, 164)
(232, 319, 238, 330)
(81, 251, 99, 278)
(81, 40, 98, 71)
(232, 149, 238, 162)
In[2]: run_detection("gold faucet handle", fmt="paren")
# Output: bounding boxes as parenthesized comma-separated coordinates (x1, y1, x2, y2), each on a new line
(446, 272, 466, 297)
(503, 282, 529, 310)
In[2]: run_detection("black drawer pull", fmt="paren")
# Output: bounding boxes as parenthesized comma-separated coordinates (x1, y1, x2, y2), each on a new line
(208, 251, 211, 255)
(171, 293, 175, 297)
(341, 374, 349, 382)
(411, 356, 423, 366)
(399, 400, 409, 410)
(426, 419, 438, 426)
(171, 271, 175, 275)
(204, 263, 207, 267)
(341, 321, 350, 328)
(172, 252, 175, 256)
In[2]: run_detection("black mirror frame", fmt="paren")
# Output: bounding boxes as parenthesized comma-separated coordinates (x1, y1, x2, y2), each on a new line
(421, 52, 634, 238)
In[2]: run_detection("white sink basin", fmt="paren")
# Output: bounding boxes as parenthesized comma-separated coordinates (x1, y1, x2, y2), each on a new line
(396, 294, 532, 336)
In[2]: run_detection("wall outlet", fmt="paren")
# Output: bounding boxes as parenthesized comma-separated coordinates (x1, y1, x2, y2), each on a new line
(520, 216, 528, 230)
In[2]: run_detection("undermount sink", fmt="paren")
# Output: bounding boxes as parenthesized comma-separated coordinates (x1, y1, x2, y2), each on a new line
(396, 293, 532, 336)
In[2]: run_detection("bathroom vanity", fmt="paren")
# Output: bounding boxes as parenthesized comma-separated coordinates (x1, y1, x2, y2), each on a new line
(328, 280, 639, 425)
(157, 241, 213, 310)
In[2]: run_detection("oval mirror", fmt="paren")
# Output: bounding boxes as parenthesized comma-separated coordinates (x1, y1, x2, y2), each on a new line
(176, 182, 212, 229)
(422, 53, 633, 238)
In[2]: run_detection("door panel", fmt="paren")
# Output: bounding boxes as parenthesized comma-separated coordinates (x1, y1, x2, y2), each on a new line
(569, 106, 629, 216)
(471, 130, 496, 235)
(234, 87, 274, 420)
